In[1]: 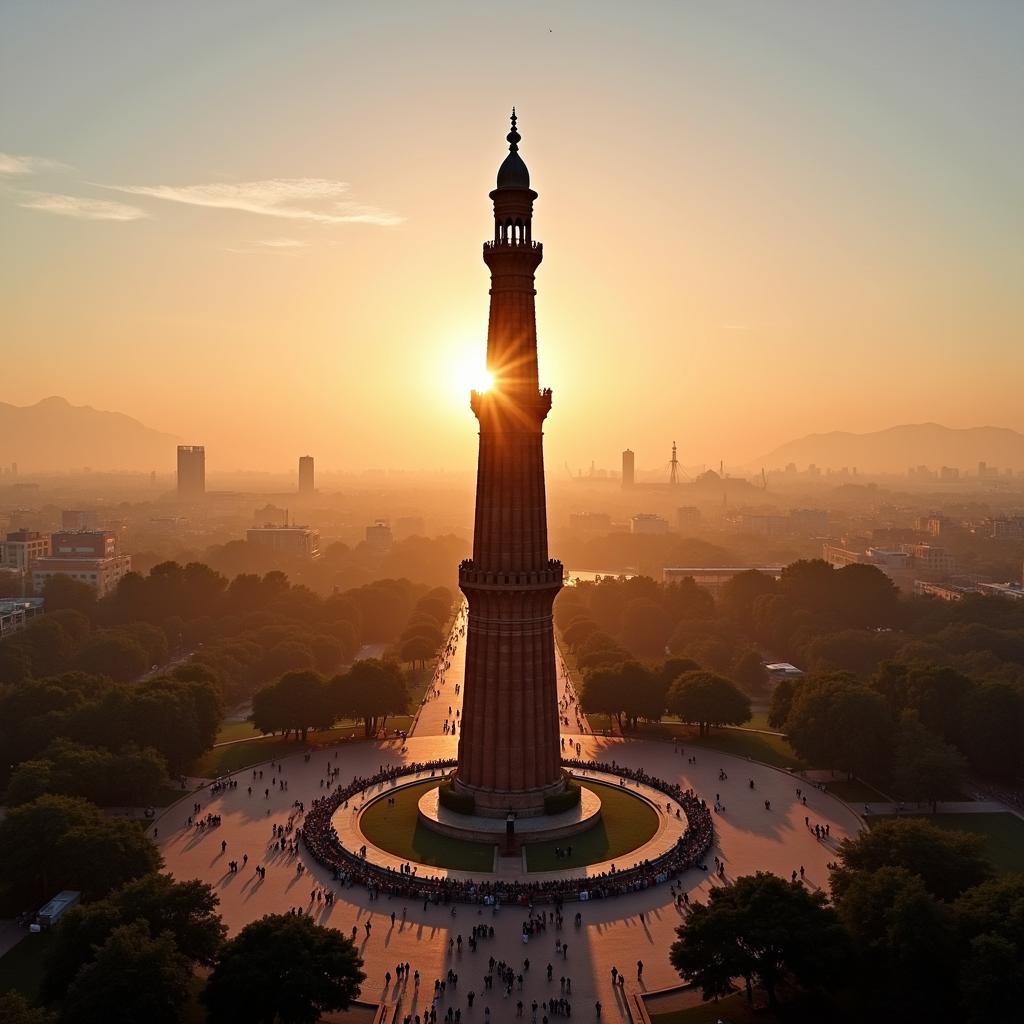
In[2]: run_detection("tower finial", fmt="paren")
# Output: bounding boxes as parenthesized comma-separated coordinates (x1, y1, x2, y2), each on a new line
(507, 107, 520, 152)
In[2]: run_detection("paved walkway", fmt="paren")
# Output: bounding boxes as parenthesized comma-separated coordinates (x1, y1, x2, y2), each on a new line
(334, 767, 689, 885)
(411, 603, 590, 743)
(157, 721, 861, 1022)
(865, 800, 1008, 816)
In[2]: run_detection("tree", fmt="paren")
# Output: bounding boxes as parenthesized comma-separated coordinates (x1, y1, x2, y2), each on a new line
(331, 659, 407, 737)
(732, 649, 768, 693)
(656, 657, 700, 688)
(670, 872, 847, 1007)
(614, 660, 665, 728)
(834, 562, 900, 626)
(767, 676, 797, 729)
(400, 634, 436, 669)
(832, 865, 957, 1019)
(203, 914, 365, 1024)
(666, 671, 751, 736)
(4, 740, 168, 807)
(959, 933, 1024, 1024)
(43, 873, 224, 1000)
(619, 598, 673, 658)
(0, 795, 161, 904)
(871, 662, 973, 745)
(954, 875, 1024, 1024)
(0, 992, 56, 1024)
(719, 570, 778, 627)
(252, 670, 333, 741)
(561, 618, 601, 650)
(891, 712, 966, 810)
(782, 675, 893, 780)
(62, 922, 192, 1024)
(75, 632, 149, 682)
(959, 680, 1024, 779)
(42, 574, 97, 616)
(833, 817, 991, 902)
(261, 639, 315, 681)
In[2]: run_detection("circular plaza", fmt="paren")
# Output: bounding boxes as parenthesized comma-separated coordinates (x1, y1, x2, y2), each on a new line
(154, 624, 863, 1022)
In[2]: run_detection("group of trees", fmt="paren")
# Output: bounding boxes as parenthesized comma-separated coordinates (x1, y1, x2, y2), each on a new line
(771, 660, 1024, 791)
(0, 666, 221, 785)
(0, 565, 449, 804)
(0, 795, 161, 906)
(251, 658, 408, 740)
(396, 587, 453, 668)
(5, 739, 168, 808)
(558, 562, 1024, 783)
(189, 532, 468, 598)
(671, 817, 1019, 1023)
(0, 860, 365, 1024)
(1, 562, 442, 702)
(579, 656, 752, 736)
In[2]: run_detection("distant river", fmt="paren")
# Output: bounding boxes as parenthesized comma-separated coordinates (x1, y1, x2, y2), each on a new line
(564, 569, 636, 586)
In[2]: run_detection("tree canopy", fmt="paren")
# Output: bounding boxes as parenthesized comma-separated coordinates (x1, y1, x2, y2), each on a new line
(202, 914, 365, 1024)
(670, 872, 848, 1007)
(666, 671, 751, 735)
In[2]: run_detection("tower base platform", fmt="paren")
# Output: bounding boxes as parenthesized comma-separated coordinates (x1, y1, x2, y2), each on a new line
(418, 777, 602, 847)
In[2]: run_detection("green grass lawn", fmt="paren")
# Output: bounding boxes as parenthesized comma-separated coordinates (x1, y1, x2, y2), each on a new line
(194, 718, 414, 778)
(649, 990, 851, 1024)
(215, 719, 262, 744)
(525, 781, 660, 871)
(634, 722, 803, 771)
(873, 812, 1024, 875)
(824, 779, 889, 803)
(359, 781, 495, 873)
(0, 930, 56, 1004)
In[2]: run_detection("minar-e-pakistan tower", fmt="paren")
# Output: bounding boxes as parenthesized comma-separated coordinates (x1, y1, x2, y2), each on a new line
(453, 111, 568, 817)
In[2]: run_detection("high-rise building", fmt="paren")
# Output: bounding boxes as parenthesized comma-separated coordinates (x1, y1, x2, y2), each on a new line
(298, 455, 315, 496)
(177, 445, 205, 498)
(621, 449, 635, 488)
(453, 113, 565, 818)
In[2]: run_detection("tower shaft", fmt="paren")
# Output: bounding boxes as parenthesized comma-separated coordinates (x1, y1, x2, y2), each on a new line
(455, 113, 565, 817)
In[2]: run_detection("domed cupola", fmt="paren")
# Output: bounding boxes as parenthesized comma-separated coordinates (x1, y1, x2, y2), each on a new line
(495, 108, 531, 189)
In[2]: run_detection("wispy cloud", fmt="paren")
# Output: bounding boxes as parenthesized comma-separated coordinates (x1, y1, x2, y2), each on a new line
(104, 178, 402, 226)
(0, 152, 70, 175)
(17, 191, 148, 221)
(255, 238, 307, 248)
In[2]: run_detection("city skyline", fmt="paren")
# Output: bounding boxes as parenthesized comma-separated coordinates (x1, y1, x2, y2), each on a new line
(3, 2, 1023, 474)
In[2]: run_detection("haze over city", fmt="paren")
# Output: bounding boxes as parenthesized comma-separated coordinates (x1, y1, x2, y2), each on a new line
(3, 6, 1024, 1024)
(3, 1, 1022, 473)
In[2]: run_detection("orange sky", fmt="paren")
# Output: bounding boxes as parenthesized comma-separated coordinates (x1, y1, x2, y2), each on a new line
(1, 2, 1022, 473)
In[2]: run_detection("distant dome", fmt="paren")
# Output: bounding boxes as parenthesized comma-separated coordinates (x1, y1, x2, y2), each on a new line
(495, 108, 530, 189)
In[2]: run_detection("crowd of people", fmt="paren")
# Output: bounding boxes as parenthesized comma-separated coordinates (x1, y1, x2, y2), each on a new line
(299, 756, 714, 905)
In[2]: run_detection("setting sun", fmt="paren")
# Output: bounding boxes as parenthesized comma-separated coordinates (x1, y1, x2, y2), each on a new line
(451, 352, 493, 397)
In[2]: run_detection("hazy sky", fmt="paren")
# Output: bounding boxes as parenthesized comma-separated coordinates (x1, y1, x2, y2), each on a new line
(2, 1, 1022, 473)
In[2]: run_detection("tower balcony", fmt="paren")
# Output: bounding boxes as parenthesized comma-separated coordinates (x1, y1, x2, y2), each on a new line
(470, 387, 552, 424)
(483, 239, 542, 254)
(458, 558, 564, 590)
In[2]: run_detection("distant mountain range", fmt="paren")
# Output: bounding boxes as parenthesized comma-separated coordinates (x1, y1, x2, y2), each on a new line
(0, 397, 178, 473)
(753, 423, 1024, 474)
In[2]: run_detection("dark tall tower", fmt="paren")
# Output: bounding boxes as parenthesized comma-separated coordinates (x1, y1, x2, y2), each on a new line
(454, 111, 566, 817)
(298, 455, 315, 496)
(622, 449, 635, 488)
(177, 445, 205, 499)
